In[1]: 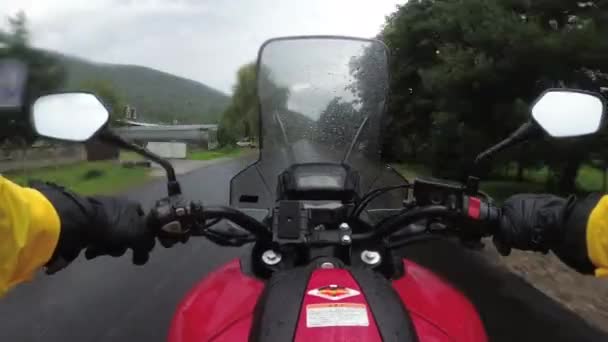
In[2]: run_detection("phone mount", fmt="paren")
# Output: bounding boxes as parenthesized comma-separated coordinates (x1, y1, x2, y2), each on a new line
(98, 130, 182, 196)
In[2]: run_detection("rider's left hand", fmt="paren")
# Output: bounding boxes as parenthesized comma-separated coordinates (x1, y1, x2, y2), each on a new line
(31, 182, 155, 273)
(82, 196, 155, 265)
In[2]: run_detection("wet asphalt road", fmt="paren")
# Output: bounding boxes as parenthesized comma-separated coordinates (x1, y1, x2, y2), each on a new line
(1, 156, 607, 341)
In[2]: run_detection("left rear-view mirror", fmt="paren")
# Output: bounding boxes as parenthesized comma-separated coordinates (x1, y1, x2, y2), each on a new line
(531, 89, 605, 138)
(31, 92, 109, 142)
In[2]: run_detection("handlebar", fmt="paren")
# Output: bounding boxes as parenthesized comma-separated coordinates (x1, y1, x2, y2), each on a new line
(351, 198, 499, 241)
(204, 206, 271, 239)
(352, 205, 457, 241)
(149, 198, 271, 242)
(151, 193, 500, 248)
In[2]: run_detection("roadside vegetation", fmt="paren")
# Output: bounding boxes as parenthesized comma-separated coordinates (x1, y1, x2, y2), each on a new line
(119, 150, 145, 161)
(395, 163, 606, 203)
(4, 161, 150, 195)
(187, 146, 246, 161)
(3, 146, 249, 195)
(121, 146, 247, 162)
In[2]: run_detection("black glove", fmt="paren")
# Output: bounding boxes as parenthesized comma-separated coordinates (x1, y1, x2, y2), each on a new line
(495, 193, 598, 274)
(82, 196, 155, 264)
(494, 194, 568, 256)
(31, 181, 155, 273)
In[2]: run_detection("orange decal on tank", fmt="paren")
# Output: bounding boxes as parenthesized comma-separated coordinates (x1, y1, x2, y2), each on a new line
(307, 285, 361, 301)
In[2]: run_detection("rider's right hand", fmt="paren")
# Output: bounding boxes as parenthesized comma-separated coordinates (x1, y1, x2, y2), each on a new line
(494, 194, 568, 256)
(495, 193, 602, 275)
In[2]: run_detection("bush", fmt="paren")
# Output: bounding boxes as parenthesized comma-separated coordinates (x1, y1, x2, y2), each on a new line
(82, 169, 104, 180)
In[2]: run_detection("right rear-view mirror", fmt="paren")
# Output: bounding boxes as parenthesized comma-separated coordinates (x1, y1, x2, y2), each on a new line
(531, 89, 605, 138)
(31, 92, 109, 142)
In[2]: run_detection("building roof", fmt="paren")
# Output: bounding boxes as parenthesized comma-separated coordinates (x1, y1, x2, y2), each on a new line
(117, 119, 217, 131)
(116, 124, 218, 132)
(118, 119, 160, 127)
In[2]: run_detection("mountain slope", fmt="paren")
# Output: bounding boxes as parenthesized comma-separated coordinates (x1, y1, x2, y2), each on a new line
(54, 53, 229, 124)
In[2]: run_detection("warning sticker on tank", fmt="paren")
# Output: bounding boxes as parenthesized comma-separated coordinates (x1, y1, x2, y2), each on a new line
(306, 303, 369, 328)
(307, 285, 361, 301)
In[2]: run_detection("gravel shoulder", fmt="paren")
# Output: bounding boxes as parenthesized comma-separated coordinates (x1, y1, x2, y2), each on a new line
(482, 241, 608, 331)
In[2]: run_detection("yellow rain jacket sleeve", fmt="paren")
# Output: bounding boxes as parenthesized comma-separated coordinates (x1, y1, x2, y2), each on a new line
(586, 195, 608, 277)
(0, 176, 60, 296)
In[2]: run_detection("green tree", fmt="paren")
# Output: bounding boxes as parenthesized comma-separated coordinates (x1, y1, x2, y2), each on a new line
(381, 0, 608, 190)
(219, 63, 290, 146)
(218, 63, 257, 145)
(316, 97, 360, 149)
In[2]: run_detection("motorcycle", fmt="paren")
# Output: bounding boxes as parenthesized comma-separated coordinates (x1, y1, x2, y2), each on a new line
(29, 36, 606, 342)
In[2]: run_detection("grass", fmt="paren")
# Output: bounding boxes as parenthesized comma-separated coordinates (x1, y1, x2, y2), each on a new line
(119, 150, 145, 161)
(4, 146, 248, 196)
(4, 161, 150, 195)
(187, 146, 245, 161)
(393, 162, 607, 203)
(121, 146, 248, 162)
(122, 146, 246, 161)
(499, 164, 605, 193)
(575, 165, 605, 192)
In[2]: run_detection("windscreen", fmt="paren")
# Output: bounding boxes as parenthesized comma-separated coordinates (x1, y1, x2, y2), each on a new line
(231, 37, 404, 211)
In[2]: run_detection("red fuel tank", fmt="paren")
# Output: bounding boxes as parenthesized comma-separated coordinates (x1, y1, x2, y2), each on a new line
(392, 260, 488, 342)
(168, 258, 486, 342)
(167, 260, 264, 341)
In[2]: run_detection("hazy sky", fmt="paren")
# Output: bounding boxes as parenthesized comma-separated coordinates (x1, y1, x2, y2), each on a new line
(0, 0, 404, 93)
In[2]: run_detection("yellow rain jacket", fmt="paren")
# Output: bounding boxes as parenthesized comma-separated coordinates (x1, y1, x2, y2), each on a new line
(0, 176, 60, 296)
(586, 196, 608, 277)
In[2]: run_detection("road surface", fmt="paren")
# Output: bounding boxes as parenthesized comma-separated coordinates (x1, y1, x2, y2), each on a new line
(0, 156, 606, 341)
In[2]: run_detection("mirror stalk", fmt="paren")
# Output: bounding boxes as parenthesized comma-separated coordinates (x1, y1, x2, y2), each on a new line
(98, 130, 182, 196)
(474, 120, 542, 166)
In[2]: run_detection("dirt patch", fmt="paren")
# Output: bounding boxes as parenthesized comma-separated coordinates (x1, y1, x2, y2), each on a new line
(483, 241, 608, 331)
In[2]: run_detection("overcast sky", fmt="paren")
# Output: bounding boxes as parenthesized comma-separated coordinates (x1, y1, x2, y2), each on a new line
(0, 0, 404, 94)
